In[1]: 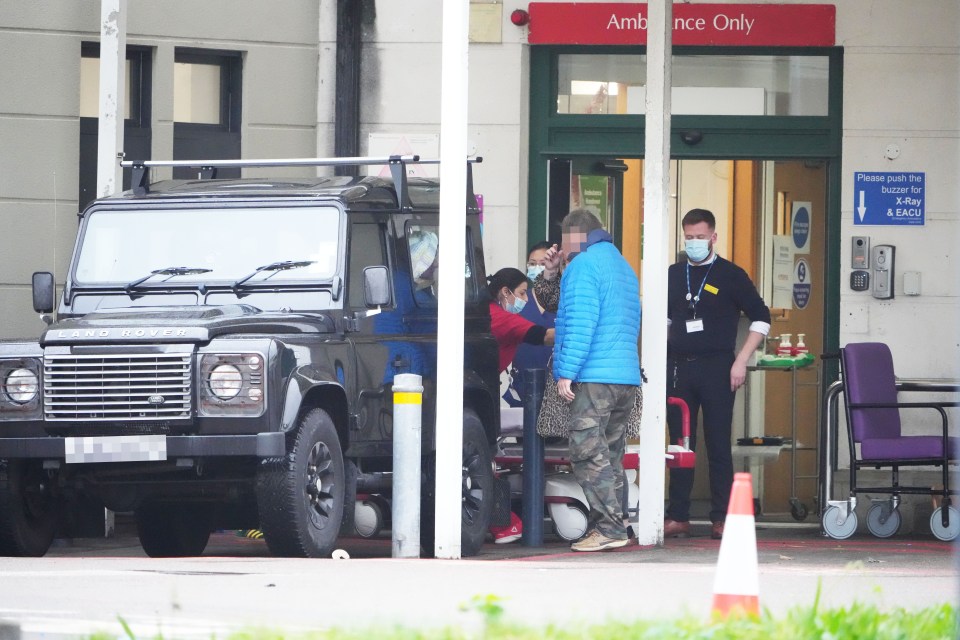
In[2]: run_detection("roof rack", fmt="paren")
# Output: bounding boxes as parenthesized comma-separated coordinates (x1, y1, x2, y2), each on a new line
(119, 155, 483, 211)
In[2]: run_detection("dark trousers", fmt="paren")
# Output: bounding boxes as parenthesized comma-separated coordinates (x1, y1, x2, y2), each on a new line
(665, 352, 736, 523)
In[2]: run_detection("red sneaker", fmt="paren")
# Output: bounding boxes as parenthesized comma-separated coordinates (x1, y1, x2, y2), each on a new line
(491, 512, 523, 544)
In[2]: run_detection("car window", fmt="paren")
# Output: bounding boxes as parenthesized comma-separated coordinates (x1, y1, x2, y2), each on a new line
(74, 206, 340, 284)
(348, 222, 388, 308)
(404, 222, 479, 308)
(406, 223, 440, 308)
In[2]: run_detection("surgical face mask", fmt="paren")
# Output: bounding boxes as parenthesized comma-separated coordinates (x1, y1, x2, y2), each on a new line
(505, 291, 527, 314)
(685, 238, 711, 263)
(526, 264, 545, 280)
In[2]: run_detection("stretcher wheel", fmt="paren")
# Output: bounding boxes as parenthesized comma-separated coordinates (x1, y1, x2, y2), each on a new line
(866, 503, 901, 538)
(548, 502, 589, 542)
(821, 505, 858, 540)
(929, 506, 960, 541)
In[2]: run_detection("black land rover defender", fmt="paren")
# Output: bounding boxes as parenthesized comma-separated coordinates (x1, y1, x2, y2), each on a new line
(0, 156, 500, 558)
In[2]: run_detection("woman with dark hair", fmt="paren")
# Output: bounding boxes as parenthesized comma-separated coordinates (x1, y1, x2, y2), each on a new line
(486, 267, 554, 544)
(512, 242, 558, 400)
(486, 267, 554, 373)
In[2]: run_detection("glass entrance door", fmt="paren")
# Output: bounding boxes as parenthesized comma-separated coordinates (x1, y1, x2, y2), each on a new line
(546, 158, 629, 247)
(544, 156, 827, 519)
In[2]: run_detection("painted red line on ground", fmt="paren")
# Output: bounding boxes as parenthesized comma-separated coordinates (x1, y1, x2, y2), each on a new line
(513, 543, 657, 561)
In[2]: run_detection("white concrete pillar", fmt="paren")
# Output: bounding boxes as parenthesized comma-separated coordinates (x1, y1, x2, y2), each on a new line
(638, 0, 673, 547)
(96, 0, 126, 198)
(434, 0, 470, 559)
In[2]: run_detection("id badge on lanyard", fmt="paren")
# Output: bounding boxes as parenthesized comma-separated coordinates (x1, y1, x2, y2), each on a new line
(685, 260, 714, 334)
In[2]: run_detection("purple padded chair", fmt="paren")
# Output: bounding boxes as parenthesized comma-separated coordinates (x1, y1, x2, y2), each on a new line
(840, 342, 958, 539)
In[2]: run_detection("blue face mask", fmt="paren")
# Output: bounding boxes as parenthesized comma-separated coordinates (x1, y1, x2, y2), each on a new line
(526, 265, 545, 280)
(685, 238, 711, 263)
(506, 292, 527, 314)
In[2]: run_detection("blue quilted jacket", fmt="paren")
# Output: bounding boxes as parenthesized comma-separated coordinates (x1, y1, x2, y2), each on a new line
(554, 230, 641, 385)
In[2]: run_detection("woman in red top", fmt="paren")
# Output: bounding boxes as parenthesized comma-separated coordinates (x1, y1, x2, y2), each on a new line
(486, 267, 554, 544)
(487, 268, 554, 372)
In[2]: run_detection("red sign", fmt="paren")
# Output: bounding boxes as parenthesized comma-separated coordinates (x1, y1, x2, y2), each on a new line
(528, 3, 836, 47)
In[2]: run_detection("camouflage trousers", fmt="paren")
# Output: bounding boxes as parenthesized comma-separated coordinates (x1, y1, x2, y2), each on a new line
(567, 382, 638, 539)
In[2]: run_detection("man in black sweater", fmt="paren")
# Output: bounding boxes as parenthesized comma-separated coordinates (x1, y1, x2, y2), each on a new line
(664, 208, 771, 540)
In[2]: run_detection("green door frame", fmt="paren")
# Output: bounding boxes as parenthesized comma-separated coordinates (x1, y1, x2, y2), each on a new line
(527, 45, 844, 364)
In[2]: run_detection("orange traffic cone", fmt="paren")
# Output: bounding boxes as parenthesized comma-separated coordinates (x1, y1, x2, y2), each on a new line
(711, 472, 760, 618)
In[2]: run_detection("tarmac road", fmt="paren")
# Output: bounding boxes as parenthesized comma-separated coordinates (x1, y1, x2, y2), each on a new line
(0, 521, 956, 639)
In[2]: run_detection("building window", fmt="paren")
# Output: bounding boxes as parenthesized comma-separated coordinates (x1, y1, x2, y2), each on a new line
(174, 61, 222, 124)
(172, 49, 242, 179)
(79, 43, 149, 125)
(557, 53, 829, 116)
(174, 49, 241, 130)
(79, 56, 132, 119)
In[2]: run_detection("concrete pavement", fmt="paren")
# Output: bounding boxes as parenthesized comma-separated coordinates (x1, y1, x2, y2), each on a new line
(0, 520, 955, 639)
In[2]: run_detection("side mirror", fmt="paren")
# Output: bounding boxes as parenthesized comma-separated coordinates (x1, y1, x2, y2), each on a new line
(363, 266, 391, 308)
(32, 272, 55, 314)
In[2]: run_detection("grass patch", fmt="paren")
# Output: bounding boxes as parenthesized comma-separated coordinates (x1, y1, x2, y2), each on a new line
(85, 593, 960, 640)
(87, 600, 958, 640)
(231, 600, 957, 640)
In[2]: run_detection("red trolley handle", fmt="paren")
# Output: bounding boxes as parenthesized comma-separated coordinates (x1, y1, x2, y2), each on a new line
(666, 396, 691, 449)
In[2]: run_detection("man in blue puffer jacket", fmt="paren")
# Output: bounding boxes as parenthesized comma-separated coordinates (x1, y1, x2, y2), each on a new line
(551, 209, 640, 552)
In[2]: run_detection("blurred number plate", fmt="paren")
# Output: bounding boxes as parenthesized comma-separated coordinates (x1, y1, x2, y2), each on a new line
(65, 435, 167, 464)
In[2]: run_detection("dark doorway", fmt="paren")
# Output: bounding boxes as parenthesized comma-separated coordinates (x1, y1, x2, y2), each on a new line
(78, 44, 152, 211)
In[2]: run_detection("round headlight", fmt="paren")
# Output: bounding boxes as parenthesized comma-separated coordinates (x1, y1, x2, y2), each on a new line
(6, 368, 39, 404)
(209, 364, 243, 400)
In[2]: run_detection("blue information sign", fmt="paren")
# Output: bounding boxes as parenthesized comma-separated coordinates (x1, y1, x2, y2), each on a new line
(792, 204, 810, 250)
(853, 172, 924, 226)
(793, 258, 811, 310)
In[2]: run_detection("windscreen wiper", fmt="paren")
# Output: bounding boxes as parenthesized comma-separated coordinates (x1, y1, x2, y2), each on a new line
(231, 260, 315, 292)
(125, 266, 213, 291)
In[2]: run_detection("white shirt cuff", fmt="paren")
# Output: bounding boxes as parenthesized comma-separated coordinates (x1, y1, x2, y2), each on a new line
(750, 321, 771, 336)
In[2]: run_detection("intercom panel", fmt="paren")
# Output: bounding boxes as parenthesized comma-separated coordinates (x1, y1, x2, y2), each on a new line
(851, 236, 870, 269)
(871, 244, 895, 299)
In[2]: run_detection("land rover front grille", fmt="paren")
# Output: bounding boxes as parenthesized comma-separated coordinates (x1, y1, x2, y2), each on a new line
(43, 352, 192, 421)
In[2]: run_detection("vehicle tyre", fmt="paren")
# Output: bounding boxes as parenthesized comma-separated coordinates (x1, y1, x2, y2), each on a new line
(421, 408, 494, 557)
(0, 460, 58, 557)
(135, 501, 213, 558)
(257, 408, 345, 558)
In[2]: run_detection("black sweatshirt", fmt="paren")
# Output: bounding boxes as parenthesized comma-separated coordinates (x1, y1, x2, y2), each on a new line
(667, 256, 771, 357)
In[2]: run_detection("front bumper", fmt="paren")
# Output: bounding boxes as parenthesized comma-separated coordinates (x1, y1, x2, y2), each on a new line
(0, 432, 285, 460)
